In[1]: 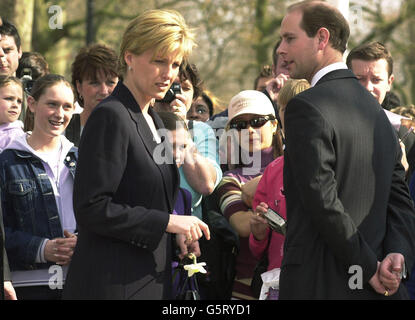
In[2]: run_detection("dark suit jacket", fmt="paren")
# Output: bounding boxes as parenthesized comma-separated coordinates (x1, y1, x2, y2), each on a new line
(63, 82, 179, 300)
(280, 69, 415, 299)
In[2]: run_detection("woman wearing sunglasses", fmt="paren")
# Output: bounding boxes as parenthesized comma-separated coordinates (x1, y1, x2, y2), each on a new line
(215, 90, 284, 300)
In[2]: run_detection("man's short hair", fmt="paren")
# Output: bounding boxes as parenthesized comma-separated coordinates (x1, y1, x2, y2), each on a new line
(254, 65, 272, 90)
(0, 19, 21, 49)
(346, 41, 393, 77)
(16, 52, 50, 80)
(288, 1, 350, 54)
(272, 39, 282, 68)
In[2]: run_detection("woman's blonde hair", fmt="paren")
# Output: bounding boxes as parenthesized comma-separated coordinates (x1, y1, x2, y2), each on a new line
(119, 9, 196, 75)
(277, 79, 310, 108)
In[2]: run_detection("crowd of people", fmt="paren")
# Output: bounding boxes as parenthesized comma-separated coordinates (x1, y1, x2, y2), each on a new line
(2, 0, 415, 300)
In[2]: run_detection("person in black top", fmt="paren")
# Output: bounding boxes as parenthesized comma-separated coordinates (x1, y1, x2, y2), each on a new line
(65, 44, 119, 146)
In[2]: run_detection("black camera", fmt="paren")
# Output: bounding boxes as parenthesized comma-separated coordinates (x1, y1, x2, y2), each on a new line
(156, 82, 181, 103)
(20, 68, 35, 95)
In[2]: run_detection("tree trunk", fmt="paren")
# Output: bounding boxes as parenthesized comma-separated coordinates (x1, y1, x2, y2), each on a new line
(14, 0, 35, 51)
(0, 0, 16, 22)
(408, 16, 415, 104)
(0, 0, 35, 51)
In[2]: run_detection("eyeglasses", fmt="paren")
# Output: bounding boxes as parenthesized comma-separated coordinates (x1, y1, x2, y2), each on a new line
(229, 115, 275, 131)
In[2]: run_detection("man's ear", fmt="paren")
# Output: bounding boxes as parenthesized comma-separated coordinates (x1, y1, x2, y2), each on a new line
(316, 28, 330, 50)
(388, 73, 395, 90)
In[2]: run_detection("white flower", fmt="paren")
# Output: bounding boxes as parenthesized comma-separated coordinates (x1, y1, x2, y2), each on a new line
(183, 262, 207, 277)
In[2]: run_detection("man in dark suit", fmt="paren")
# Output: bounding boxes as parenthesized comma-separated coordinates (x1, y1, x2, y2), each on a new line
(277, 1, 415, 299)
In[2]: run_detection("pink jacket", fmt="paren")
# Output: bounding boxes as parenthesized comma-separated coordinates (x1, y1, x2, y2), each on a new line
(249, 156, 286, 271)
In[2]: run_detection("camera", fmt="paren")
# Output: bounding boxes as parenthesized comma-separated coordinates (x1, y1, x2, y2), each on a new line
(156, 82, 181, 103)
(262, 207, 286, 235)
(20, 68, 35, 95)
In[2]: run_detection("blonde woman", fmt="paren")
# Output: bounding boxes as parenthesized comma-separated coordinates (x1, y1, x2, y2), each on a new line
(63, 10, 209, 300)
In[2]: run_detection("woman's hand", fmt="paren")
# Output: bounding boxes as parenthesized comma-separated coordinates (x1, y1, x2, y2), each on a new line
(250, 202, 270, 241)
(167, 214, 210, 242)
(176, 234, 201, 259)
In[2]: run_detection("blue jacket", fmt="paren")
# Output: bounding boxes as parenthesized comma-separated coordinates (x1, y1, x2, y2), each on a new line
(0, 147, 77, 271)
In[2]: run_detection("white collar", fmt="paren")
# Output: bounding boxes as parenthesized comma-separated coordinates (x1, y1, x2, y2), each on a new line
(310, 62, 348, 87)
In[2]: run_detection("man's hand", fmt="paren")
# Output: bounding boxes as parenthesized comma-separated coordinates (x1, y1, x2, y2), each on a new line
(378, 253, 405, 296)
(369, 261, 388, 295)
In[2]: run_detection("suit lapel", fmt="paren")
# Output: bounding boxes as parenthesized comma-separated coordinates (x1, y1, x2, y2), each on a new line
(112, 82, 158, 157)
(112, 82, 179, 212)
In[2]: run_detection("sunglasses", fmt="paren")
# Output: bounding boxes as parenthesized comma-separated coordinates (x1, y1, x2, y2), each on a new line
(229, 115, 274, 131)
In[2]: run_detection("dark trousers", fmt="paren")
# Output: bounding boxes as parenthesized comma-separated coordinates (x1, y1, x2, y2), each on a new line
(15, 286, 63, 300)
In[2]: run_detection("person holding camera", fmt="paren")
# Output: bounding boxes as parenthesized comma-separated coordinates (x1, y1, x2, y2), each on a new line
(154, 63, 222, 219)
(214, 90, 284, 299)
(248, 79, 310, 300)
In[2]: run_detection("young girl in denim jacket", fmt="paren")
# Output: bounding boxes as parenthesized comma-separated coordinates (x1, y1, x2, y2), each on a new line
(0, 75, 24, 153)
(0, 74, 78, 300)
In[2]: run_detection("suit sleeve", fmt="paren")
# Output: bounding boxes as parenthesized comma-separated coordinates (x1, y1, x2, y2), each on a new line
(74, 104, 169, 251)
(284, 96, 377, 282)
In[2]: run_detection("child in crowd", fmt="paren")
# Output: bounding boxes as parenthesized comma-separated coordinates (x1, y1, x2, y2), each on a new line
(157, 111, 201, 299)
(0, 74, 78, 300)
(249, 79, 310, 300)
(0, 75, 24, 152)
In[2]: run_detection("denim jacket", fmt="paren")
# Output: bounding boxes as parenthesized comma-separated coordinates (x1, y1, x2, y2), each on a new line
(0, 146, 78, 271)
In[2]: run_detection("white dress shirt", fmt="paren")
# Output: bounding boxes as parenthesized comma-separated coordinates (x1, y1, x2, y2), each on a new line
(310, 62, 348, 87)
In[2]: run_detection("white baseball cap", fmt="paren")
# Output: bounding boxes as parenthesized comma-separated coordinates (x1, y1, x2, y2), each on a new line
(226, 90, 275, 127)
